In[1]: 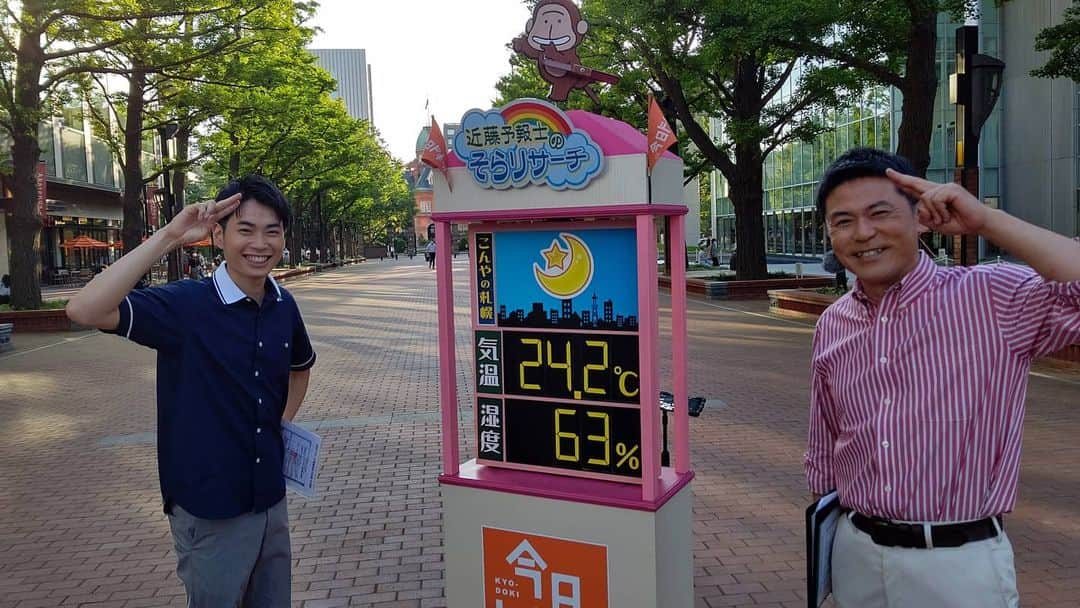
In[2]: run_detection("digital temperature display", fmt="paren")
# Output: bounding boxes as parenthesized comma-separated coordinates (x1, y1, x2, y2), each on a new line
(502, 399, 642, 478)
(502, 331, 640, 404)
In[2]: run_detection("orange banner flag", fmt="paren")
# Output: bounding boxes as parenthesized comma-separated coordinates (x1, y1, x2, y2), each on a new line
(420, 116, 452, 191)
(646, 95, 677, 174)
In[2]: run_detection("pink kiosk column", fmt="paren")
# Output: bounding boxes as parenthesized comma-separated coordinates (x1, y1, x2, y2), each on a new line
(433, 99, 693, 608)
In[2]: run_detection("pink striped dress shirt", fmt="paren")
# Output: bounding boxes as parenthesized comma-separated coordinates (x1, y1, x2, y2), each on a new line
(806, 252, 1080, 522)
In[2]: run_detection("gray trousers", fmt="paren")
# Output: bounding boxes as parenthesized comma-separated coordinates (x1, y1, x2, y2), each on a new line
(168, 498, 291, 607)
(832, 512, 1019, 607)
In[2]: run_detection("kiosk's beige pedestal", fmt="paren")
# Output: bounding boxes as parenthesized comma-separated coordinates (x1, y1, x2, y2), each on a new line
(443, 477, 693, 608)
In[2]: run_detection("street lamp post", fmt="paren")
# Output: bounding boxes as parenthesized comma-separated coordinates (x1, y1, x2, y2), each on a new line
(951, 25, 1005, 265)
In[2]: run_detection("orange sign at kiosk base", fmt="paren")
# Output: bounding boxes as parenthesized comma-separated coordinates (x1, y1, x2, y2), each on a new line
(483, 527, 608, 608)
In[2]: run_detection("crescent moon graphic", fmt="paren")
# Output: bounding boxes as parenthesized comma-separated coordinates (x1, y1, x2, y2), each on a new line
(533, 233, 594, 299)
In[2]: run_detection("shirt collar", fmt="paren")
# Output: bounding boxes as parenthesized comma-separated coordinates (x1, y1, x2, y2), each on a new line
(851, 250, 937, 310)
(212, 262, 282, 305)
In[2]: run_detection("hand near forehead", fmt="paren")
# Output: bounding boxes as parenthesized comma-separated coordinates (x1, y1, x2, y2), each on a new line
(162, 193, 243, 246)
(886, 169, 988, 236)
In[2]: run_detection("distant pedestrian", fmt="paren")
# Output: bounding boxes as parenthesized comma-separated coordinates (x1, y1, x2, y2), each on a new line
(806, 148, 1080, 607)
(708, 239, 719, 266)
(282, 247, 290, 267)
(66, 175, 316, 607)
(426, 240, 436, 270)
(0, 274, 10, 305)
(822, 250, 848, 291)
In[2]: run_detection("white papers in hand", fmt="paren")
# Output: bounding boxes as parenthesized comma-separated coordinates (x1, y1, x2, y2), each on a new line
(282, 420, 321, 498)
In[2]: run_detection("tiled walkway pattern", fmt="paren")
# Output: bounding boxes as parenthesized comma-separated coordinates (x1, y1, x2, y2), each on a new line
(2, 258, 1077, 607)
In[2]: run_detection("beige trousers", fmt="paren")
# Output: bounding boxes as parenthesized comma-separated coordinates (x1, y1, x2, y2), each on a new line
(832, 513, 1019, 608)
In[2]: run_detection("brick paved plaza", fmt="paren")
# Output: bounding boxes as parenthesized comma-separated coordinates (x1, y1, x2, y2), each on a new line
(2, 259, 1078, 607)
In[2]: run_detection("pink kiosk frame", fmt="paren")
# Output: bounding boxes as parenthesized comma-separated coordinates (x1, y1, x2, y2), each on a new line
(432, 104, 694, 608)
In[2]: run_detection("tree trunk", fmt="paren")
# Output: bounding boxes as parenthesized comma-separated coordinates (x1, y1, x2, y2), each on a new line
(729, 142, 768, 280)
(172, 125, 190, 208)
(8, 1, 46, 309)
(288, 199, 302, 267)
(121, 65, 147, 258)
(228, 131, 241, 179)
(316, 191, 327, 263)
(728, 56, 769, 280)
(895, 9, 938, 178)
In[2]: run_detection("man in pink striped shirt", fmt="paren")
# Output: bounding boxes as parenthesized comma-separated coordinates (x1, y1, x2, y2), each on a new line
(805, 148, 1080, 607)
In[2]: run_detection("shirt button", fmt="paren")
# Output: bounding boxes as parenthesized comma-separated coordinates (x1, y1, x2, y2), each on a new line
(255, 457, 261, 464)
(254, 370, 260, 377)
(881, 316, 889, 323)
(884, 484, 892, 492)
(256, 427, 262, 434)
(883, 397, 892, 405)
(882, 440, 890, 448)
(258, 341, 263, 348)
(258, 398, 263, 405)
(879, 356, 888, 364)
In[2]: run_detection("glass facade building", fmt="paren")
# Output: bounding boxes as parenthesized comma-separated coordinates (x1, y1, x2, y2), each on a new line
(0, 101, 159, 280)
(711, 5, 1008, 258)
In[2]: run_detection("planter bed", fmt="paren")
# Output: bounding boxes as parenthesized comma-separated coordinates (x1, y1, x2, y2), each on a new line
(660, 274, 834, 300)
(768, 288, 840, 319)
(1050, 343, 1080, 364)
(0, 308, 83, 332)
(272, 258, 363, 284)
(272, 267, 317, 283)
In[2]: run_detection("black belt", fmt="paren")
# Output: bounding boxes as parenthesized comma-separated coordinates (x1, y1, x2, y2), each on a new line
(849, 511, 1003, 549)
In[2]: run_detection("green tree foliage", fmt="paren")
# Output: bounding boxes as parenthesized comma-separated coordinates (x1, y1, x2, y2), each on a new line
(75, 0, 272, 268)
(196, 3, 408, 264)
(779, 0, 986, 177)
(1031, 4, 1080, 81)
(0, 0, 205, 308)
(563, 0, 862, 279)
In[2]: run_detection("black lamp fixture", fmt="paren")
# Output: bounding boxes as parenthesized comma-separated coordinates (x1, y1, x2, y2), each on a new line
(658, 390, 707, 467)
(951, 26, 1005, 169)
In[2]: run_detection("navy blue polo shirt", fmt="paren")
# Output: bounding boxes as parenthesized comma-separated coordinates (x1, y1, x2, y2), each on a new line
(106, 264, 316, 519)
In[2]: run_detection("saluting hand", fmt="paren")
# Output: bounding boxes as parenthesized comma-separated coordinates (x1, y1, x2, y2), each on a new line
(162, 194, 243, 247)
(886, 169, 989, 236)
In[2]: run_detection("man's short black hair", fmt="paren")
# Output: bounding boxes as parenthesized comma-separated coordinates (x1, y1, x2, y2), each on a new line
(816, 148, 917, 218)
(215, 175, 292, 229)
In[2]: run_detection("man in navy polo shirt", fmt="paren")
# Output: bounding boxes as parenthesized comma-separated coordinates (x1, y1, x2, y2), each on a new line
(67, 175, 316, 607)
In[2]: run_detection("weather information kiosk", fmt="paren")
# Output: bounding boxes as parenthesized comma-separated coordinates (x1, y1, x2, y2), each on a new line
(474, 226, 643, 481)
(429, 98, 694, 608)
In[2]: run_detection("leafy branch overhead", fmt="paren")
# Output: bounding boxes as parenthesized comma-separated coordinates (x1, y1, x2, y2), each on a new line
(1031, 3, 1080, 81)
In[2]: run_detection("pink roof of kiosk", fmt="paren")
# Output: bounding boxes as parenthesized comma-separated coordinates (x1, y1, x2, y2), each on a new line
(446, 109, 680, 168)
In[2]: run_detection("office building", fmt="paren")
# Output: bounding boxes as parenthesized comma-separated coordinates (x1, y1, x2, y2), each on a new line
(309, 48, 375, 124)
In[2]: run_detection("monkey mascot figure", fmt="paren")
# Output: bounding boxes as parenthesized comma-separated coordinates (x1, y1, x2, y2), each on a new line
(512, 0, 618, 103)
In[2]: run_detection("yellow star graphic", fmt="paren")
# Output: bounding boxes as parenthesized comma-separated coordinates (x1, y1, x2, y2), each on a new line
(542, 240, 569, 271)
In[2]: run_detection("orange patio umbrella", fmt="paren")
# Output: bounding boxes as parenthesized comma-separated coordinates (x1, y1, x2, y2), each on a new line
(185, 237, 214, 248)
(61, 235, 109, 249)
(109, 236, 150, 249)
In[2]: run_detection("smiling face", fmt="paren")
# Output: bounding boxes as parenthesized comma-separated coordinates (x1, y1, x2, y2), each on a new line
(213, 199, 284, 286)
(824, 176, 920, 302)
(527, 2, 586, 52)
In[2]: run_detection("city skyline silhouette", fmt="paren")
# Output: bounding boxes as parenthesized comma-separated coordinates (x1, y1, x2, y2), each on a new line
(498, 292, 639, 331)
